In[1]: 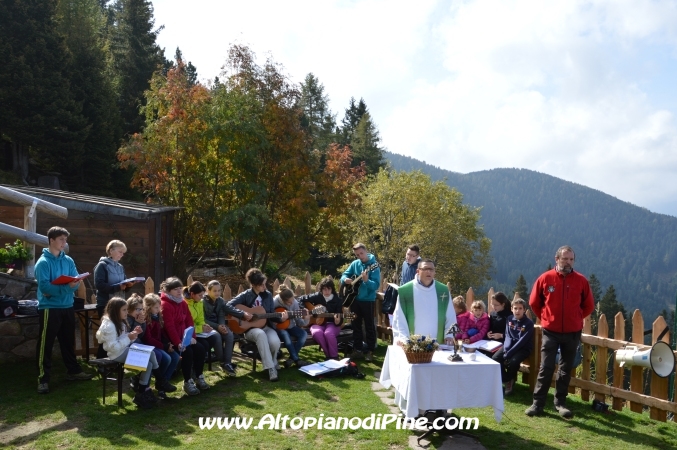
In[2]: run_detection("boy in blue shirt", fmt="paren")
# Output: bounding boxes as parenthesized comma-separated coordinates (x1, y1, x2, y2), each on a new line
(493, 298, 534, 395)
(35, 227, 93, 394)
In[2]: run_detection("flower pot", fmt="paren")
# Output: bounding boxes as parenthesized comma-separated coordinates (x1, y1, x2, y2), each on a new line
(404, 351, 435, 364)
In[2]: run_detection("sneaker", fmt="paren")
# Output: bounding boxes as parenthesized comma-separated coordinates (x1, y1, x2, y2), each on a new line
(66, 371, 94, 381)
(295, 359, 310, 367)
(269, 367, 279, 382)
(195, 374, 210, 390)
(143, 388, 159, 403)
(183, 379, 200, 396)
(130, 375, 140, 392)
(555, 404, 573, 418)
(133, 392, 155, 409)
(283, 359, 295, 369)
(37, 382, 49, 394)
(349, 350, 364, 360)
(504, 380, 514, 396)
(365, 351, 373, 362)
(525, 404, 544, 417)
(222, 364, 237, 377)
(157, 390, 168, 400)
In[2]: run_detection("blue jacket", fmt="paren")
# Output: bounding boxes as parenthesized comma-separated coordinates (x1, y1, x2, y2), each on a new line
(35, 248, 79, 309)
(400, 258, 420, 285)
(340, 253, 380, 302)
(503, 315, 534, 360)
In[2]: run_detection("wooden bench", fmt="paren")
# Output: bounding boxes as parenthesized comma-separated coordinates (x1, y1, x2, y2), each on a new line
(234, 328, 355, 371)
(89, 358, 125, 407)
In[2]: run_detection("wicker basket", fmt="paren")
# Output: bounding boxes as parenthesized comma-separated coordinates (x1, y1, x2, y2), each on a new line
(404, 350, 435, 364)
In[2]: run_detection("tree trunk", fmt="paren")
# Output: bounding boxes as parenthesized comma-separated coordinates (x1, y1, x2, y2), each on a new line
(11, 141, 30, 184)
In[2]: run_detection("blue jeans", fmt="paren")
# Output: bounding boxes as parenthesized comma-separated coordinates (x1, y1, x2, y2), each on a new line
(154, 348, 180, 381)
(277, 326, 307, 361)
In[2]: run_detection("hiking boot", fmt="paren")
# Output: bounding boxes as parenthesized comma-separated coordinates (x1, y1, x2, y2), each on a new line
(283, 359, 295, 369)
(195, 374, 210, 390)
(525, 404, 544, 417)
(269, 367, 279, 382)
(183, 379, 200, 396)
(349, 350, 364, 360)
(66, 371, 94, 381)
(222, 363, 237, 377)
(37, 382, 49, 394)
(156, 378, 177, 393)
(504, 380, 514, 396)
(133, 392, 155, 409)
(364, 351, 373, 361)
(295, 359, 310, 367)
(555, 403, 573, 418)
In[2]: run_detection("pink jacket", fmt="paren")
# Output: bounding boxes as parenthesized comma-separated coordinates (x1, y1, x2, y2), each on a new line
(455, 311, 489, 343)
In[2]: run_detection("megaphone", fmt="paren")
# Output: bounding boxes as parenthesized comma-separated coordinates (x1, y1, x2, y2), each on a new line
(615, 341, 676, 378)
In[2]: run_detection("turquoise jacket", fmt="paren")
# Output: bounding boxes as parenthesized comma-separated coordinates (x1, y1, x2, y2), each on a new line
(35, 248, 79, 309)
(340, 253, 380, 302)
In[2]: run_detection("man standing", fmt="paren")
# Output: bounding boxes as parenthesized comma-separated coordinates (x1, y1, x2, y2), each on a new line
(392, 259, 456, 344)
(400, 245, 420, 285)
(525, 245, 594, 418)
(35, 227, 93, 394)
(341, 243, 380, 361)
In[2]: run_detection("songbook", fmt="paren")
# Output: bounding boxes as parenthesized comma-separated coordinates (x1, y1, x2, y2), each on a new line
(180, 326, 194, 352)
(299, 358, 350, 376)
(462, 339, 503, 352)
(196, 330, 218, 338)
(51, 273, 90, 285)
(111, 277, 145, 288)
(124, 343, 154, 371)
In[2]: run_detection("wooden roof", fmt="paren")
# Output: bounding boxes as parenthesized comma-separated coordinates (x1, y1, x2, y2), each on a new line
(1, 185, 180, 220)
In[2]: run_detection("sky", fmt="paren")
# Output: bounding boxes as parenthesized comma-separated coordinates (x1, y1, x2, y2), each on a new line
(152, 0, 677, 217)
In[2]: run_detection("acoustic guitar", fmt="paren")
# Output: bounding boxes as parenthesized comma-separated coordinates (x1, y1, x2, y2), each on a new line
(227, 305, 305, 334)
(274, 305, 326, 330)
(339, 262, 380, 308)
(308, 309, 355, 326)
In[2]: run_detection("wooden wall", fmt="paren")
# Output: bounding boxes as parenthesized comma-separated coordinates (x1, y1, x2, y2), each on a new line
(0, 201, 173, 300)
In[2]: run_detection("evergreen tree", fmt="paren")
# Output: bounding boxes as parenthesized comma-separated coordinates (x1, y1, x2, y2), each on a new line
(0, 0, 87, 183)
(299, 73, 336, 151)
(350, 113, 385, 175)
(339, 97, 367, 145)
(599, 284, 628, 339)
(514, 274, 528, 300)
(589, 273, 603, 304)
(108, 0, 164, 138)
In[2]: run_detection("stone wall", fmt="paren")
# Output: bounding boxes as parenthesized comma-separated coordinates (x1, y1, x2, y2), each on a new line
(0, 272, 46, 363)
(0, 271, 37, 299)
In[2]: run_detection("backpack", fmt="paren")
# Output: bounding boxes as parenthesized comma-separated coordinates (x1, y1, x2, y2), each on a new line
(318, 360, 366, 379)
(381, 284, 399, 315)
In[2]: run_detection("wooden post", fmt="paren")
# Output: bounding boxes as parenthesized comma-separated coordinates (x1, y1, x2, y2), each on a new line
(272, 279, 280, 294)
(23, 202, 37, 278)
(294, 285, 303, 296)
(612, 311, 626, 411)
(629, 309, 644, 413)
(650, 316, 669, 422)
(237, 284, 244, 295)
(187, 274, 194, 286)
(145, 277, 154, 295)
(283, 277, 292, 289)
(465, 287, 474, 311)
(223, 284, 232, 301)
(304, 272, 311, 295)
(525, 325, 541, 391)
(580, 317, 592, 399)
(487, 287, 495, 313)
(595, 314, 609, 403)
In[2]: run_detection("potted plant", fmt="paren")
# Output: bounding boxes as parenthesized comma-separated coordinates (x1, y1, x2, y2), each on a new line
(2, 240, 30, 271)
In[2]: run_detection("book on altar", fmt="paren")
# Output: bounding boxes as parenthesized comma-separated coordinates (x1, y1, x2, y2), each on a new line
(463, 339, 503, 352)
(111, 277, 145, 288)
(51, 273, 90, 285)
(124, 343, 154, 371)
(299, 358, 350, 376)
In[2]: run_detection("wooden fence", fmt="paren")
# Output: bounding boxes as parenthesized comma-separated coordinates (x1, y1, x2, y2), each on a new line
(124, 274, 677, 422)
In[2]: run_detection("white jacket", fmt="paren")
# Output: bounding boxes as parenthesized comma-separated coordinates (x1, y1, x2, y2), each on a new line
(95, 316, 132, 360)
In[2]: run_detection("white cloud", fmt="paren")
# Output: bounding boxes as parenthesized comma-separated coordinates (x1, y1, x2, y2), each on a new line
(153, 0, 677, 215)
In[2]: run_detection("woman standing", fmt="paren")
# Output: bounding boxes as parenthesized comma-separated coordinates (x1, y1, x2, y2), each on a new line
(94, 240, 129, 318)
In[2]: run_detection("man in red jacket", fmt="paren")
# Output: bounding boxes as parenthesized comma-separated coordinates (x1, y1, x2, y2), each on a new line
(525, 245, 595, 418)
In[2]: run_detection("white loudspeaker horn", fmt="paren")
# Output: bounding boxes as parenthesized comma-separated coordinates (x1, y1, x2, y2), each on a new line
(615, 341, 676, 378)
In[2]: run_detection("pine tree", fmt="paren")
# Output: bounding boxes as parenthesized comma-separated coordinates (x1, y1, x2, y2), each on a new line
(589, 273, 603, 303)
(339, 97, 367, 145)
(299, 73, 336, 151)
(599, 284, 628, 339)
(514, 274, 528, 300)
(350, 113, 385, 175)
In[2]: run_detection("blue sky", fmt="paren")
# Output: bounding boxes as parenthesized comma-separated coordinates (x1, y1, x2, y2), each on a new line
(153, 0, 677, 217)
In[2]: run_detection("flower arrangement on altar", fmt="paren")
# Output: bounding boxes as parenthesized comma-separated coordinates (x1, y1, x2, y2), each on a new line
(401, 335, 439, 363)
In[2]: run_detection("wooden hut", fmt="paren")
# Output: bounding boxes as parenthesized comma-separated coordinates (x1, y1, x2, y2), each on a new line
(0, 185, 179, 300)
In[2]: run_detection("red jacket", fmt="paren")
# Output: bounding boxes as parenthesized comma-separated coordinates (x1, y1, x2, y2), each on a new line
(160, 293, 196, 347)
(529, 269, 595, 333)
(143, 316, 167, 350)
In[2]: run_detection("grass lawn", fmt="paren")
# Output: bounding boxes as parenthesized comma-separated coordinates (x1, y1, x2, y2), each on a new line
(1, 342, 676, 449)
